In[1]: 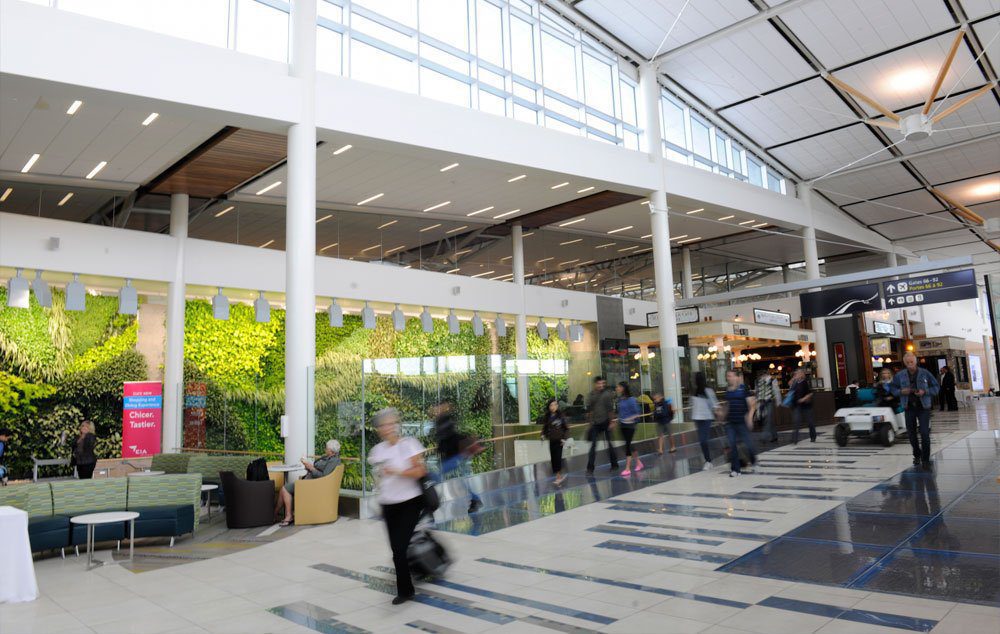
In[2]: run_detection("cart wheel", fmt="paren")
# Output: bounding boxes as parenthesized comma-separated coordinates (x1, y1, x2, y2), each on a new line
(879, 423, 895, 447)
(834, 424, 849, 447)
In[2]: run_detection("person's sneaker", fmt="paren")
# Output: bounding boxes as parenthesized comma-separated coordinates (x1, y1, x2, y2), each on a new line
(392, 594, 414, 605)
(634, 460, 644, 472)
(729, 471, 740, 478)
(468, 499, 482, 514)
(620, 469, 631, 477)
(702, 461, 712, 471)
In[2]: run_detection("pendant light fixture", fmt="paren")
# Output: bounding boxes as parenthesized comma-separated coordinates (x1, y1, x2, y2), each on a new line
(420, 306, 434, 333)
(254, 291, 271, 323)
(391, 304, 406, 331)
(212, 287, 230, 320)
(5, 269, 29, 308)
(328, 298, 343, 328)
(32, 270, 51, 308)
(361, 302, 376, 329)
(65, 273, 86, 311)
(471, 311, 484, 336)
(447, 309, 460, 334)
(118, 279, 138, 315)
(536, 317, 549, 340)
(494, 314, 507, 337)
(556, 319, 568, 340)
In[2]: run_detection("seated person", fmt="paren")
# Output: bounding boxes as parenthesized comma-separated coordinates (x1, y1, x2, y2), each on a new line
(874, 368, 901, 411)
(277, 439, 341, 526)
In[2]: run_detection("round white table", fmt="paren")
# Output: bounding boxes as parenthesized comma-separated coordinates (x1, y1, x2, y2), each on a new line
(70, 511, 140, 570)
(268, 464, 304, 488)
(127, 470, 165, 477)
(201, 484, 219, 520)
(0, 506, 38, 602)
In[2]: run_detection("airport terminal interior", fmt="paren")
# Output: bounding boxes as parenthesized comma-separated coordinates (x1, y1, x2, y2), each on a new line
(0, 0, 999, 632)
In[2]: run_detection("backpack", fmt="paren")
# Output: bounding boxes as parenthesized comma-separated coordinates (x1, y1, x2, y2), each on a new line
(246, 457, 270, 481)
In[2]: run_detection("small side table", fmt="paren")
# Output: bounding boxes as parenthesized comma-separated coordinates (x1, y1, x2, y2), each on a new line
(70, 511, 140, 570)
(201, 484, 219, 520)
(127, 470, 165, 477)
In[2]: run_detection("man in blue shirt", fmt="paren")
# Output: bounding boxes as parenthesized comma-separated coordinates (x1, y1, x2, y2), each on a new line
(723, 370, 757, 477)
(890, 353, 940, 469)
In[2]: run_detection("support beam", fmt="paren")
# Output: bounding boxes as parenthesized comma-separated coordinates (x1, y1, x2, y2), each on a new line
(681, 247, 693, 299)
(512, 223, 531, 425)
(163, 193, 188, 452)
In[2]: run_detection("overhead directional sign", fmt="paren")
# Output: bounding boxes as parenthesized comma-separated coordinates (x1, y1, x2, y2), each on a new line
(882, 269, 977, 308)
(800, 283, 882, 319)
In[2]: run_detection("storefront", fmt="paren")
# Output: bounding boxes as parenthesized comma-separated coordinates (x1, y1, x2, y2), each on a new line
(914, 336, 971, 385)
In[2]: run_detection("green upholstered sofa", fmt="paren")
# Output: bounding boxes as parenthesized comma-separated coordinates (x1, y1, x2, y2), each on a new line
(126, 474, 202, 542)
(185, 455, 255, 486)
(0, 483, 65, 552)
(150, 453, 193, 474)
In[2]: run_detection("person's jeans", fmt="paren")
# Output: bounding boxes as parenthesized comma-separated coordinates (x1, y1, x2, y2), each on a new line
(586, 421, 618, 471)
(76, 463, 96, 479)
(695, 420, 713, 463)
(905, 406, 932, 463)
(439, 454, 480, 503)
(381, 496, 424, 598)
(757, 400, 777, 442)
(549, 440, 563, 474)
(725, 422, 756, 473)
(792, 407, 816, 443)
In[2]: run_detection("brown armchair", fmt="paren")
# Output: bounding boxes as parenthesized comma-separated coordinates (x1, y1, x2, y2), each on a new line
(219, 471, 275, 529)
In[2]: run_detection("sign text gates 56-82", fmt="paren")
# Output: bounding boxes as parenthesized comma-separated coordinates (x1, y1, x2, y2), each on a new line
(882, 269, 977, 308)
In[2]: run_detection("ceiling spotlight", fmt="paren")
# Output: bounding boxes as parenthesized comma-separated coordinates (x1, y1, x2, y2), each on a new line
(86, 161, 107, 179)
(447, 309, 460, 334)
(214, 205, 234, 217)
(421, 306, 434, 334)
(256, 181, 282, 195)
(212, 287, 230, 320)
(440, 162, 459, 172)
(391, 304, 406, 332)
(577, 186, 595, 193)
(333, 144, 352, 155)
(556, 320, 568, 340)
(357, 193, 384, 206)
(32, 270, 51, 308)
(361, 302, 376, 329)
(719, 215, 735, 221)
(467, 206, 494, 217)
(508, 174, 526, 182)
(141, 112, 159, 126)
(0, 188, 12, 202)
(6, 269, 29, 309)
(686, 208, 704, 215)
(559, 218, 585, 227)
(423, 201, 451, 212)
(536, 317, 549, 340)
(118, 279, 138, 316)
(66, 100, 83, 115)
(255, 291, 271, 323)
(494, 314, 507, 337)
(328, 298, 343, 328)
(65, 274, 86, 311)
(472, 311, 484, 336)
(608, 226, 633, 234)
(551, 182, 569, 189)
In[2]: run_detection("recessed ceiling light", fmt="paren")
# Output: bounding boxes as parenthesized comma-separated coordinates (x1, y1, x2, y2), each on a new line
(21, 153, 40, 173)
(447, 268, 461, 273)
(66, 100, 83, 115)
(522, 232, 534, 237)
(884, 67, 933, 95)
(259, 239, 275, 248)
(559, 217, 585, 227)
(577, 186, 595, 193)
(316, 214, 332, 223)
(560, 238, 582, 245)
(968, 181, 999, 198)
(559, 259, 579, 266)
(358, 193, 384, 205)
(542, 280, 554, 285)
(618, 245, 638, 252)
(256, 180, 281, 195)
(537, 257, 554, 263)
(58, 192, 74, 206)
(551, 182, 569, 189)
(467, 206, 494, 216)
(491, 273, 513, 281)
(378, 220, 397, 229)
(440, 162, 459, 172)
(608, 225, 633, 234)
(493, 209, 520, 219)
(423, 201, 451, 212)
(753, 223, 768, 228)
(501, 256, 512, 261)
(578, 260, 594, 266)
(85, 160, 107, 179)
(361, 244, 382, 253)
(635, 247, 652, 253)
(596, 242, 615, 248)
(420, 223, 441, 232)
(671, 235, 689, 241)
(640, 200, 650, 205)
(384, 245, 406, 255)
(320, 242, 338, 252)
(455, 248, 472, 256)
(333, 144, 352, 155)
(719, 215, 735, 221)
(508, 174, 526, 182)
(215, 205, 235, 217)
(641, 233, 652, 239)
(141, 112, 159, 126)
(686, 208, 704, 215)
(677, 236, 701, 244)
(0, 188, 12, 202)
(739, 220, 755, 225)
(471, 270, 495, 278)
(446, 225, 468, 234)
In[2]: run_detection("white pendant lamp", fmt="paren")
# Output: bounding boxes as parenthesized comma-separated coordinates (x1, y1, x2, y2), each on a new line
(536, 317, 549, 340)
(328, 298, 343, 328)
(471, 311, 484, 336)
(494, 314, 507, 337)
(447, 309, 460, 334)
(361, 302, 376, 329)
(420, 306, 434, 334)
(118, 279, 138, 315)
(32, 270, 51, 308)
(65, 274, 86, 312)
(391, 304, 406, 331)
(254, 291, 271, 323)
(6, 269, 29, 309)
(570, 321, 584, 342)
(212, 288, 230, 320)
(556, 319, 568, 340)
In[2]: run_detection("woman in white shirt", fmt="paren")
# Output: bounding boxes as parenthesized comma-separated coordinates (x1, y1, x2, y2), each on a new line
(367, 408, 427, 605)
(690, 371, 720, 471)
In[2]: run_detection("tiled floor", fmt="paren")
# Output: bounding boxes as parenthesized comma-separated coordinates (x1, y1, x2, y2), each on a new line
(3, 400, 999, 633)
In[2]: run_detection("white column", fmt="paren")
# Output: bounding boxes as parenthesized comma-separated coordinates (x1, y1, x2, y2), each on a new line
(799, 184, 833, 391)
(285, 0, 317, 466)
(681, 246, 693, 299)
(512, 223, 531, 424)
(163, 193, 188, 453)
(886, 247, 897, 268)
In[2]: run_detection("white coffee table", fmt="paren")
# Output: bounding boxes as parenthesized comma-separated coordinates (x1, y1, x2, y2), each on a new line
(201, 484, 219, 519)
(127, 470, 165, 477)
(70, 511, 140, 570)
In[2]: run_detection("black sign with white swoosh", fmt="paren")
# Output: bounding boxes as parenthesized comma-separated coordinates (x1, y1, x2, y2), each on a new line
(799, 284, 882, 318)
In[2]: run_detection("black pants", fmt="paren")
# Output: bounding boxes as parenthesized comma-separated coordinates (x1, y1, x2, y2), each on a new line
(586, 421, 618, 471)
(940, 388, 958, 411)
(382, 496, 424, 598)
(549, 440, 563, 474)
(76, 463, 96, 479)
(905, 406, 932, 463)
(621, 426, 636, 456)
(792, 407, 816, 443)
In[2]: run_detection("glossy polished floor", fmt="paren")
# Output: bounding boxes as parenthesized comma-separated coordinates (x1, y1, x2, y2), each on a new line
(3, 401, 998, 634)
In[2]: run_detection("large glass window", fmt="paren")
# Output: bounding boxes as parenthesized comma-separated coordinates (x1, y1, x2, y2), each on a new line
(235, 0, 289, 61)
(354, 0, 416, 27)
(582, 54, 613, 114)
(690, 116, 712, 160)
(419, 0, 468, 50)
(59, 0, 230, 48)
(662, 96, 686, 149)
(620, 79, 637, 127)
(317, 26, 343, 75)
(510, 17, 535, 80)
(475, 0, 504, 66)
(747, 156, 764, 187)
(351, 39, 417, 93)
(541, 33, 577, 99)
(420, 67, 471, 107)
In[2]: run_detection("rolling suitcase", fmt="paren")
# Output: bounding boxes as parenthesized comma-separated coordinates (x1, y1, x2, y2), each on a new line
(408, 528, 451, 579)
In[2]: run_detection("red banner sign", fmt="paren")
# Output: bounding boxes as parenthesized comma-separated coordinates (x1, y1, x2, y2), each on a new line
(122, 381, 162, 458)
(183, 382, 207, 449)
(834, 343, 849, 388)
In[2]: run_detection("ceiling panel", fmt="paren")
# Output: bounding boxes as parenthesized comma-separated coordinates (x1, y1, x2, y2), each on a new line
(971, 16, 1000, 71)
(969, 198, 1000, 219)
(661, 21, 815, 108)
(817, 162, 922, 203)
(841, 189, 944, 225)
(780, 0, 956, 68)
(874, 211, 968, 239)
(963, 0, 1000, 20)
(934, 172, 1000, 207)
(907, 136, 1000, 184)
(723, 78, 858, 148)
(770, 124, 889, 179)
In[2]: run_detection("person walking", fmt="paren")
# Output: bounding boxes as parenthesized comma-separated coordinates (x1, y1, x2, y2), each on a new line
(540, 398, 569, 485)
(723, 369, 757, 477)
(433, 399, 482, 514)
(754, 369, 781, 443)
(789, 369, 815, 444)
(368, 408, 427, 605)
(891, 353, 940, 470)
(616, 382, 643, 477)
(690, 373, 719, 471)
(585, 376, 618, 475)
(939, 366, 958, 411)
(653, 392, 675, 454)
(72, 421, 97, 479)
